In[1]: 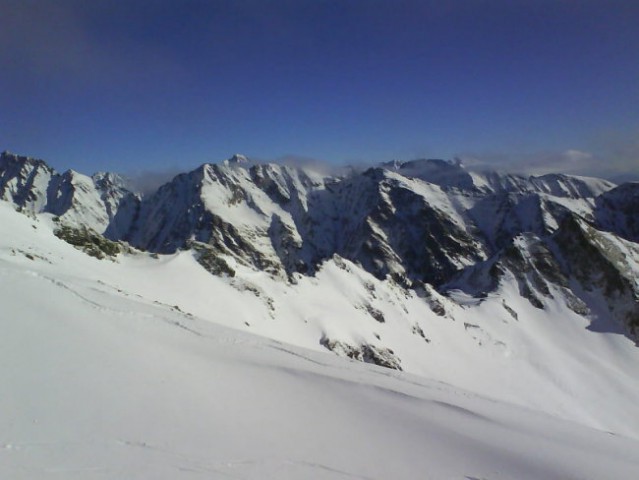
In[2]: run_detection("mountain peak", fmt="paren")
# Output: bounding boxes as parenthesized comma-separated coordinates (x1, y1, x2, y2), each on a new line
(225, 153, 250, 166)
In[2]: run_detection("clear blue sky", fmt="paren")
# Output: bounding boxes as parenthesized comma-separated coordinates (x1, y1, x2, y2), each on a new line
(1, 0, 638, 178)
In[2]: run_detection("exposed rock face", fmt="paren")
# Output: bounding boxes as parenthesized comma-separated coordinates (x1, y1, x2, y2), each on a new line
(552, 215, 639, 338)
(595, 182, 639, 242)
(320, 336, 403, 370)
(188, 240, 236, 277)
(445, 213, 638, 341)
(54, 224, 125, 259)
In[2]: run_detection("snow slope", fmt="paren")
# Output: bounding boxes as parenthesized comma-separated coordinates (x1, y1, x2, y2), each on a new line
(2, 201, 639, 479)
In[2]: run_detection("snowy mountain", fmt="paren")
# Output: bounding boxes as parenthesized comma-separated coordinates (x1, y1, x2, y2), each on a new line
(115, 155, 638, 341)
(1, 151, 637, 346)
(2, 151, 639, 478)
(0, 151, 140, 234)
(124, 157, 615, 284)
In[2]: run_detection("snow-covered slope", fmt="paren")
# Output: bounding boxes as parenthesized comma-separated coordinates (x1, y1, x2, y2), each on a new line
(2, 201, 639, 479)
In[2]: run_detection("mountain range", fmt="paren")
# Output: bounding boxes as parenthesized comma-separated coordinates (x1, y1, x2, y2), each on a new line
(2, 149, 637, 346)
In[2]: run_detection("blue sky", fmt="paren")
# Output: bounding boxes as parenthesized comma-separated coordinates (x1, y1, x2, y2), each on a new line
(1, 0, 638, 179)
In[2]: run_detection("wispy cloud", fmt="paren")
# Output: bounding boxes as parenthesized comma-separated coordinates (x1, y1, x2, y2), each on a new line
(458, 149, 596, 175)
(273, 154, 355, 176)
(457, 134, 639, 182)
(246, 154, 355, 176)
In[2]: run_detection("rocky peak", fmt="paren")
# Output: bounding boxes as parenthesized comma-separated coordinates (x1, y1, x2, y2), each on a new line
(0, 151, 55, 210)
(0, 150, 52, 171)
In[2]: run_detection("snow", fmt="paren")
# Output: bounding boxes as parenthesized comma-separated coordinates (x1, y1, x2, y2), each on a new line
(2, 201, 639, 479)
(384, 170, 470, 232)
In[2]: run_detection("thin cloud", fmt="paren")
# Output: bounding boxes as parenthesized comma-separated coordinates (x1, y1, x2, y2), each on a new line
(123, 168, 184, 197)
(273, 154, 355, 176)
(457, 147, 638, 182)
(455, 127, 639, 182)
(246, 154, 356, 176)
